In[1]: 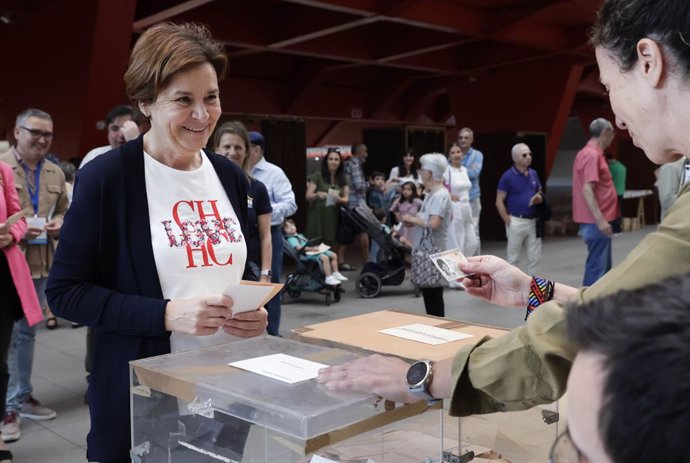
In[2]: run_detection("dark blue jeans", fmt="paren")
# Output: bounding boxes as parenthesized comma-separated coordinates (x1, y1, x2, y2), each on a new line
(580, 223, 612, 286)
(265, 225, 283, 336)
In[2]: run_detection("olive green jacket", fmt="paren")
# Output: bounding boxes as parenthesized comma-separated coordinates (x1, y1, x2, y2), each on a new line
(449, 181, 690, 416)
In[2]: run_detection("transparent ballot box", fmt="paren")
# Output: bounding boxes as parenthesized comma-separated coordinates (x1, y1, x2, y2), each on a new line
(129, 336, 447, 462)
(292, 310, 563, 462)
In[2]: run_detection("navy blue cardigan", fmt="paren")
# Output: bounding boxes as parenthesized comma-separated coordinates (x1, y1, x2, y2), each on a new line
(46, 136, 249, 462)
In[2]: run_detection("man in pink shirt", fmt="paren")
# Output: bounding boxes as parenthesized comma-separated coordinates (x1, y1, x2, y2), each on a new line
(572, 118, 618, 285)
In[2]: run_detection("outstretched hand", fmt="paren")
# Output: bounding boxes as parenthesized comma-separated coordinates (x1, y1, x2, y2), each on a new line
(317, 354, 419, 404)
(459, 255, 532, 307)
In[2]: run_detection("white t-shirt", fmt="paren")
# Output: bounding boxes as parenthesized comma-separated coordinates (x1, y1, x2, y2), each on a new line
(443, 166, 471, 202)
(144, 150, 247, 352)
(389, 166, 420, 185)
(79, 145, 111, 169)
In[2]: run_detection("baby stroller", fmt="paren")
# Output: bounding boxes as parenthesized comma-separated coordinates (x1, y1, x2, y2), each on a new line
(339, 205, 410, 298)
(281, 235, 344, 306)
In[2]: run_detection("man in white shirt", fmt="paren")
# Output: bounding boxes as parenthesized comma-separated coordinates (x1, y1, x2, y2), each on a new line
(247, 131, 297, 336)
(78, 105, 140, 402)
(79, 105, 140, 168)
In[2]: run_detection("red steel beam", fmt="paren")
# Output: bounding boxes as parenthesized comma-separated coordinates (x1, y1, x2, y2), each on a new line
(133, 0, 216, 30)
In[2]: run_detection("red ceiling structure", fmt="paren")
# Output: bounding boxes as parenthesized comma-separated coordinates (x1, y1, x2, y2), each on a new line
(0, 0, 611, 166)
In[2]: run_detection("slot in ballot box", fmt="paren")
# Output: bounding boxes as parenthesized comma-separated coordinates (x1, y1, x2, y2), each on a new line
(129, 336, 446, 462)
(292, 310, 562, 463)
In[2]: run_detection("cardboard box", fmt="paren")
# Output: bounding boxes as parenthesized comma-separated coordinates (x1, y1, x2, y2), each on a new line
(291, 311, 560, 462)
(291, 309, 508, 361)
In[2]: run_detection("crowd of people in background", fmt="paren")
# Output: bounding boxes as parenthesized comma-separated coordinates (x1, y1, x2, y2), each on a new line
(2, 1, 690, 461)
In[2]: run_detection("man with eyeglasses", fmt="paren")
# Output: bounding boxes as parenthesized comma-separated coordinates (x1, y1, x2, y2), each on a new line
(458, 127, 483, 253)
(495, 143, 544, 274)
(551, 274, 690, 463)
(572, 118, 617, 286)
(0, 108, 67, 442)
(79, 105, 140, 168)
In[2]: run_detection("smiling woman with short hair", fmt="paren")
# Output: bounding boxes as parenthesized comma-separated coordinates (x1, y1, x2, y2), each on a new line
(46, 23, 268, 462)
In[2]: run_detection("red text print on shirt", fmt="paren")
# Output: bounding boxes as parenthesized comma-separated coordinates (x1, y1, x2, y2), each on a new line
(160, 200, 243, 268)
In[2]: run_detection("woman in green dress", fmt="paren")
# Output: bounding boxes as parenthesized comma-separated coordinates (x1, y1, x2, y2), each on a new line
(305, 148, 350, 244)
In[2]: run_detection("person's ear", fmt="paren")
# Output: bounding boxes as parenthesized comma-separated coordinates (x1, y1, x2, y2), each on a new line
(138, 102, 150, 118)
(636, 38, 664, 88)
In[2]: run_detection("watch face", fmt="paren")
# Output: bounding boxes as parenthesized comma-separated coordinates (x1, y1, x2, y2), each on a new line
(406, 361, 428, 386)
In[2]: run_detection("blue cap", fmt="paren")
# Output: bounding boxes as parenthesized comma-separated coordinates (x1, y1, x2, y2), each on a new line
(248, 131, 265, 150)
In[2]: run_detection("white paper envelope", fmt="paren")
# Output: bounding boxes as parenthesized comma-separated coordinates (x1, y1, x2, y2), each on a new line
(26, 216, 47, 245)
(222, 281, 282, 317)
(229, 353, 327, 384)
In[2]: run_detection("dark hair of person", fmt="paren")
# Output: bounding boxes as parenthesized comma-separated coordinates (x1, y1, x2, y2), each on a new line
(371, 171, 385, 180)
(59, 161, 76, 184)
(124, 22, 229, 106)
(351, 142, 364, 156)
(281, 218, 295, 233)
(566, 274, 690, 463)
(397, 147, 418, 178)
(372, 208, 386, 222)
(446, 141, 462, 155)
(399, 181, 419, 204)
(105, 105, 135, 126)
(591, 0, 690, 75)
(320, 148, 346, 186)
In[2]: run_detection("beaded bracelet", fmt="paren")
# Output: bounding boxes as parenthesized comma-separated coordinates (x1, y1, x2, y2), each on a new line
(525, 276, 555, 320)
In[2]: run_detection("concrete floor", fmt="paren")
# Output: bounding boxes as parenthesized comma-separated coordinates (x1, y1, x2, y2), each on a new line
(8, 226, 655, 462)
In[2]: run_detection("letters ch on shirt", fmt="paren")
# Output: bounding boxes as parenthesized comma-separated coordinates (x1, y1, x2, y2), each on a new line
(160, 199, 243, 268)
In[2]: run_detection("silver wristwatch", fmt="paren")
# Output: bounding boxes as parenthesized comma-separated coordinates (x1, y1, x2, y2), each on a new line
(406, 360, 435, 401)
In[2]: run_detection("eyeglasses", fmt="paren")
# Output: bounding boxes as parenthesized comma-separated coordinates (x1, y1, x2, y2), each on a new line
(549, 429, 588, 463)
(522, 152, 533, 158)
(326, 148, 341, 154)
(19, 126, 53, 141)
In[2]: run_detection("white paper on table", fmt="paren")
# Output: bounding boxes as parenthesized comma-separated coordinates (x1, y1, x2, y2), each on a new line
(229, 353, 328, 384)
(222, 282, 275, 317)
(310, 456, 375, 463)
(25, 216, 47, 245)
(310, 455, 338, 463)
(379, 323, 473, 345)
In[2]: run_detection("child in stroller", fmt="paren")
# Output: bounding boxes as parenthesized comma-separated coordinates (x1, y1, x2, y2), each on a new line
(282, 219, 348, 287)
(340, 206, 411, 298)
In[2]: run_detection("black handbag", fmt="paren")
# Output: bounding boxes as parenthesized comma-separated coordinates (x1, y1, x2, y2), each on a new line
(411, 225, 444, 288)
(535, 195, 552, 238)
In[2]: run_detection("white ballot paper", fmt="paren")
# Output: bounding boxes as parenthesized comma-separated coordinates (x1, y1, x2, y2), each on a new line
(379, 323, 473, 345)
(222, 281, 282, 318)
(229, 353, 327, 384)
(310, 456, 374, 463)
(325, 188, 340, 207)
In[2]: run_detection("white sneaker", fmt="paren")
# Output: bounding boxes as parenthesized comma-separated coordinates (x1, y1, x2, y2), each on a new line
(325, 275, 341, 286)
(332, 271, 348, 281)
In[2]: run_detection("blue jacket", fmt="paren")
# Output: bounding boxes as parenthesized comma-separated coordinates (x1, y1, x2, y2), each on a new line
(46, 136, 249, 462)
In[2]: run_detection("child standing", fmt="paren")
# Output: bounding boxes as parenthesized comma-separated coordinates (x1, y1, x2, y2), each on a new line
(282, 219, 347, 286)
(390, 181, 423, 245)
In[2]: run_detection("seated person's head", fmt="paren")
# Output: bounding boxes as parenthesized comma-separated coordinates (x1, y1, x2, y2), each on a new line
(371, 171, 386, 190)
(281, 219, 297, 236)
(372, 208, 386, 224)
(560, 274, 690, 463)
